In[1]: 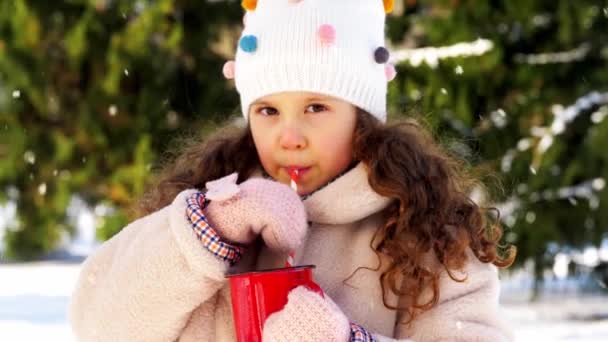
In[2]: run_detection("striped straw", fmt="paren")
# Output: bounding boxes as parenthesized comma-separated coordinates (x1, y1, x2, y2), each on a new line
(285, 169, 299, 268)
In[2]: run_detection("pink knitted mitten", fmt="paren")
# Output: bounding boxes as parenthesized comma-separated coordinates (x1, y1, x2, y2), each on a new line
(203, 173, 308, 252)
(262, 286, 351, 342)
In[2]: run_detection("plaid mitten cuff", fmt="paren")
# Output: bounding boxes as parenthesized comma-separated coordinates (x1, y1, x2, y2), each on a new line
(350, 322, 376, 342)
(185, 191, 245, 265)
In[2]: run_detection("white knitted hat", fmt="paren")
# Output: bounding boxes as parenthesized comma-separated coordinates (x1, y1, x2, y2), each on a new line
(222, 0, 397, 123)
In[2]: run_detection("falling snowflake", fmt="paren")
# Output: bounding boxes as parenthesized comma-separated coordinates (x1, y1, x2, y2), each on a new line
(23, 151, 36, 165)
(108, 105, 118, 116)
(592, 178, 606, 191)
(525, 211, 536, 223)
(38, 183, 47, 196)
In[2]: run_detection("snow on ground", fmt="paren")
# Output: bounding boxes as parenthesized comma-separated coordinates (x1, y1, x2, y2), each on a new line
(1, 260, 608, 341)
(0, 261, 80, 341)
(503, 297, 608, 341)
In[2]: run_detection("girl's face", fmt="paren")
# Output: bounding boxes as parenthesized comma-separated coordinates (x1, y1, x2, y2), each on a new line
(249, 91, 357, 196)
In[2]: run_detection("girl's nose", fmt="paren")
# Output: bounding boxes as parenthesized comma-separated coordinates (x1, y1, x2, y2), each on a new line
(279, 126, 307, 150)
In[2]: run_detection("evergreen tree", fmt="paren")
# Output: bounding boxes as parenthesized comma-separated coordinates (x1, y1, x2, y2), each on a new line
(387, 0, 608, 291)
(0, 0, 243, 259)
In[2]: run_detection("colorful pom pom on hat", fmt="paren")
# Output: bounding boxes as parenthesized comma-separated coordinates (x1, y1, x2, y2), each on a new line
(230, 0, 394, 123)
(241, 0, 257, 11)
(383, 0, 394, 13)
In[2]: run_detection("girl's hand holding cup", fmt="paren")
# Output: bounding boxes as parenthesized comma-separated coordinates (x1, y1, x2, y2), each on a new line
(203, 173, 308, 252)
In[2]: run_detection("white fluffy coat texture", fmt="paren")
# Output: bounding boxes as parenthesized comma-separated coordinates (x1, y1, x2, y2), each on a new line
(69, 162, 513, 341)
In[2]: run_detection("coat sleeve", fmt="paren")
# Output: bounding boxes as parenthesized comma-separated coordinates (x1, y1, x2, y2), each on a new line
(368, 250, 513, 342)
(68, 190, 231, 341)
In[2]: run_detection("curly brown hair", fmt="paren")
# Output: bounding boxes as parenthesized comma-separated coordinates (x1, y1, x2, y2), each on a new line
(137, 108, 516, 323)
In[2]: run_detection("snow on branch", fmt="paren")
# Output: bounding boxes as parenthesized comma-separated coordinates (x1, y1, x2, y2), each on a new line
(535, 91, 608, 154)
(515, 43, 591, 65)
(390, 38, 494, 68)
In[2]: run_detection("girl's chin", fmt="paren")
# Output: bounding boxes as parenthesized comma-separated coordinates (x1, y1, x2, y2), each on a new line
(297, 182, 320, 197)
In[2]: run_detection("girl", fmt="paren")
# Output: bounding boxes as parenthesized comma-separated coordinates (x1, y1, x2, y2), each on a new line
(69, 0, 516, 341)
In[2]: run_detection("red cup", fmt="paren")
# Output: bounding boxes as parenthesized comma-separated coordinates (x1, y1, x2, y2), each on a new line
(226, 265, 324, 342)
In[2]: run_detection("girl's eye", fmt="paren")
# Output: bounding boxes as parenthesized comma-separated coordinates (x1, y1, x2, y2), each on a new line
(307, 104, 327, 113)
(258, 107, 279, 116)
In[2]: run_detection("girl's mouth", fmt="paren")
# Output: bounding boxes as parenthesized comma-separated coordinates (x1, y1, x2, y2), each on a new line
(285, 166, 311, 180)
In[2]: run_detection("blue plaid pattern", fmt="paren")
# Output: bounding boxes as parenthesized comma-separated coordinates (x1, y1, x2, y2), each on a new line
(185, 191, 245, 266)
(350, 322, 376, 342)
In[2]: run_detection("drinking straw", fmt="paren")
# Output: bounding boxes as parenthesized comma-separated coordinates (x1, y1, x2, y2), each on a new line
(285, 169, 299, 267)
